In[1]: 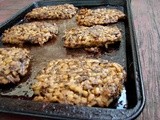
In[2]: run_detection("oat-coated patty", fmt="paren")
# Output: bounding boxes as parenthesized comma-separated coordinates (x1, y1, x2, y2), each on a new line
(2, 22, 58, 46)
(63, 25, 122, 48)
(0, 47, 30, 84)
(32, 58, 126, 107)
(25, 4, 78, 20)
(76, 8, 125, 26)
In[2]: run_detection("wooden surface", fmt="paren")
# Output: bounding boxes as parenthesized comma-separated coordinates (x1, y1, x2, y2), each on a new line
(0, 0, 160, 120)
(131, 0, 160, 120)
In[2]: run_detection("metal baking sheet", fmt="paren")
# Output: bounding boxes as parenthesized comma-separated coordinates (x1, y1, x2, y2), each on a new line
(0, 0, 145, 119)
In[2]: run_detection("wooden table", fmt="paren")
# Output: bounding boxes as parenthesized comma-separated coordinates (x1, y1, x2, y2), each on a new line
(0, 0, 160, 120)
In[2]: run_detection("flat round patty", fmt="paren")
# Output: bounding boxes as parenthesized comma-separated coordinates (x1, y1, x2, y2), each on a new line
(25, 4, 78, 20)
(63, 25, 122, 48)
(0, 47, 30, 84)
(2, 22, 58, 46)
(32, 58, 126, 107)
(76, 8, 125, 26)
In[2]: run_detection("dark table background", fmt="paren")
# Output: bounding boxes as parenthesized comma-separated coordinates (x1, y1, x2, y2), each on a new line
(0, 0, 160, 119)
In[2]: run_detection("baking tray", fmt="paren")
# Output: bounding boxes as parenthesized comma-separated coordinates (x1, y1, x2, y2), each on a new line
(0, 0, 145, 119)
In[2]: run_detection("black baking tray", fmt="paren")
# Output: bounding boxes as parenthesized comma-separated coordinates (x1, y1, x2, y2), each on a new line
(0, 0, 145, 119)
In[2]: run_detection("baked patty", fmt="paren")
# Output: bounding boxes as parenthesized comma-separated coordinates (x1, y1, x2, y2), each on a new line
(0, 47, 30, 84)
(63, 25, 122, 48)
(76, 8, 125, 26)
(2, 22, 58, 46)
(25, 4, 78, 20)
(32, 58, 126, 107)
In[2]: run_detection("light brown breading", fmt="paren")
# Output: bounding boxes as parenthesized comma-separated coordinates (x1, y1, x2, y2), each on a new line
(76, 8, 125, 26)
(32, 58, 126, 107)
(0, 47, 30, 84)
(63, 25, 122, 48)
(2, 22, 58, 46)
(25, 4, 78, 20)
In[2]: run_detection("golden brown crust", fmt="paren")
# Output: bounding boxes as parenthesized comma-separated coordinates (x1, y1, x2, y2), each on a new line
(76, 8, 125, 26)
(63, 25, 122, 48)
(32, 58, 126, 107)
(0, 47, 30, 84)
(2, 22, 58, 46)
(25, 4, 78, 20)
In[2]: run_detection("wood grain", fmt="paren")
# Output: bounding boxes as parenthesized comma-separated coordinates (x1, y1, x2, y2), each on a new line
(0, 0, 160, 120)
(131, 0, 160, 119)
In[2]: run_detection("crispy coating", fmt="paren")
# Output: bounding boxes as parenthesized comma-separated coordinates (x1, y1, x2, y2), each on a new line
(2, 22, 58, 46)
(32, 58, 126, 107)
(0, 47, 30, 84)
(63, 25, 122, 48)
(25, 4, 78, 20)
(76, 8, 125, 26)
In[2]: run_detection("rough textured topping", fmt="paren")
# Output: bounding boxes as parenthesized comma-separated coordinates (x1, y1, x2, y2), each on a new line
(76, 8, 125, 26)
(2, 22, 58, 46)
(32, 58, 126, 107)
(63, 25, 122, 48)
(0, 47, 30, 84)
(25, 4, 78, 20)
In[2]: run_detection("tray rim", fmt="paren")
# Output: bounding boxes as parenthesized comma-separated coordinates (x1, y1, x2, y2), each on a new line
(0, 0, 145, 119)
(126, 0, 146, 117)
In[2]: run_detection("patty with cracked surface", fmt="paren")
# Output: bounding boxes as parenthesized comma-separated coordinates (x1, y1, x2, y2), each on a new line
(76, 8, 125, 26)
(63, 25, 122, 48)
(25, 4, 78, 20)
(2, 22, 58, 46)
(0, 47, 30, 84)
(32, 58, 126, 107)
